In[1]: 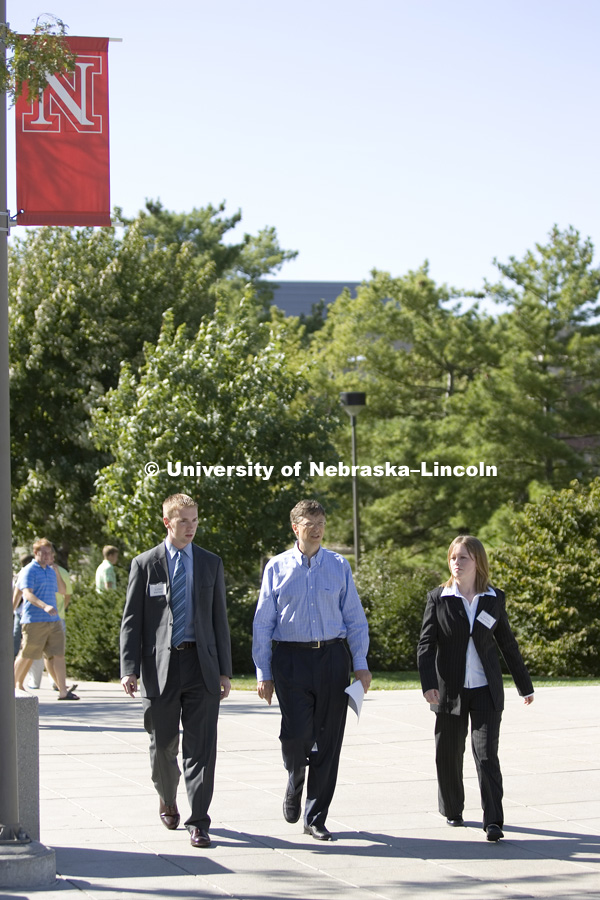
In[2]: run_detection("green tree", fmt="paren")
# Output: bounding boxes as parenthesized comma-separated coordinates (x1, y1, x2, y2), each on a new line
(133, 201, 297, 319)
(2, 15, 76, 102)
(92, 300, 337, 582)
(405, 227, 600, 554)
(471, 226, 600, 494)
(306, 230, 600, 565)
(491, 479, 600, 676)
(307, 267, 499, 553)
(9, 204, 295, 547)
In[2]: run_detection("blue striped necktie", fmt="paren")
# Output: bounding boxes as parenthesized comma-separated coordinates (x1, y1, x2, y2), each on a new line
(171, 550, 187, 648)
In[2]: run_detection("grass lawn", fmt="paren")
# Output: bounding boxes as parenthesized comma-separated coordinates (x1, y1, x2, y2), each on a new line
(230, 672, 600, 691)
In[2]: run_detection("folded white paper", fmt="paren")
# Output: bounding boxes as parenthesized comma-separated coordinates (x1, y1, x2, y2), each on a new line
(345, 679, 365, 721)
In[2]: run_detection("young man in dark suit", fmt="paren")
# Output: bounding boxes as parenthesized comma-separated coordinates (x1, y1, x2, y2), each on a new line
(120, 493, 232, 848)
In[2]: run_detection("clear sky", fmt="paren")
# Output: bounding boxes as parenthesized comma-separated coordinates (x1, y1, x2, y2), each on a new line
(8, 0, 600, 293)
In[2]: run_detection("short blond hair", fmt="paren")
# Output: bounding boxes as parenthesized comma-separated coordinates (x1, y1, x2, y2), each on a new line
(32, 537, 53, 554)
(102, 545, 119, 560)
(163, 493, 197, 520)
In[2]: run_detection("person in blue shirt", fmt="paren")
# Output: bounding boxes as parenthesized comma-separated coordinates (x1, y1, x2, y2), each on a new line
(13, 538, 79, 700)
(253, 499, 371, 841)
(12, 553, 33, 657)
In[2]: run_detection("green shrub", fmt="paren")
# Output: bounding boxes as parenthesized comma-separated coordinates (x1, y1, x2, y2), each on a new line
(65, 574, 125, 681)
(355, 547, 440, 670)
(491, 478, 600, 676)
(227, 584, 258, 675)
(65, 568, 258, 680)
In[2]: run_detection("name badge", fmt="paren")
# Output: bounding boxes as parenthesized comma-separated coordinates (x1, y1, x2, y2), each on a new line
(149, 583, 167, 597)
(477, 610, 496, 629)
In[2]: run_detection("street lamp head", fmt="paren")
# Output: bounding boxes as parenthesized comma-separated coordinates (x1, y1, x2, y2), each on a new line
(340, 391, 366, 418)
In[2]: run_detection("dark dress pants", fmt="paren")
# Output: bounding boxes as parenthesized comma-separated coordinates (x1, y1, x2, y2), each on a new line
(142, 646, 220, 830)
(272, 640, 351, 829)
(434, 685, 504, 829)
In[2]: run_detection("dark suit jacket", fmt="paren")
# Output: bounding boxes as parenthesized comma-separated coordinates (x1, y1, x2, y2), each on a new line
(417, 585, 533, 712)
(120, 541, 232, 698)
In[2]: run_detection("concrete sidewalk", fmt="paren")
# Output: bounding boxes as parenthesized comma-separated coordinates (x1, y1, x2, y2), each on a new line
(2, 682, 600, 899)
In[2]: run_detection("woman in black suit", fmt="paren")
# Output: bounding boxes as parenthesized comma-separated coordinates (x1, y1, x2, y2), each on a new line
(417, 535, 533, 841)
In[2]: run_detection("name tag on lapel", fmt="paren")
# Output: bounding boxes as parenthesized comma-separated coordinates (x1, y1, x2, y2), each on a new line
(477, 610, 496, 629)
(149, 583, 167, 597)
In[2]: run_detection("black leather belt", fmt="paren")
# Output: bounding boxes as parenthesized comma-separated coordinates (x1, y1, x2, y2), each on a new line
(277, 638, 344, 650)
(172, 641, 196, 650)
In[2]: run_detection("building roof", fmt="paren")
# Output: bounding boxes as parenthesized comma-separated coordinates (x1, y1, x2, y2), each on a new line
(267, 280, 361, 318)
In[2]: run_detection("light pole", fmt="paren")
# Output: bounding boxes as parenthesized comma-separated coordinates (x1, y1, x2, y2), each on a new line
(0, 0, 23, 846)
(339, 391, 366, 568)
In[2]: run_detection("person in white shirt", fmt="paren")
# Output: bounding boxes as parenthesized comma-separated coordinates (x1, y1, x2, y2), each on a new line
(417, 535, 533, 841)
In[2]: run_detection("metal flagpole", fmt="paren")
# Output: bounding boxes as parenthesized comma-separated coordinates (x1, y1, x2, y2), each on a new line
(0, 0, 25, 845)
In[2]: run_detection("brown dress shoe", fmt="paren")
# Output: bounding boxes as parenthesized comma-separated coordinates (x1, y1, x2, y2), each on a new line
(159, 799, 180, 830)
(190, 827, 211, 848)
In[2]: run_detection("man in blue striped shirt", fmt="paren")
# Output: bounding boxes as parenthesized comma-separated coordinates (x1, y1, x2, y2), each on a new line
(253, 499, 371, 841)
(13, 538, 79, 700)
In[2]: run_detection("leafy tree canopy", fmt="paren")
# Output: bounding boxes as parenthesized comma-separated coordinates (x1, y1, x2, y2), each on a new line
(308, 229, 600, 560)
(306, 266, 500, 550)
(92, 298, 338, 581)
(9, 203, 295, 547)
(454, 225, 600, 492)
(1, 15, 76, 102)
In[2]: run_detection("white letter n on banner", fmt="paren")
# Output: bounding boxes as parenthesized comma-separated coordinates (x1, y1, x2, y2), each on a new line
(23, 56, 104, 133)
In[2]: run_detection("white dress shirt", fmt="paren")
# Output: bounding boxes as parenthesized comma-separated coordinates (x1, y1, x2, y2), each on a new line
(440, 584, 497, 689)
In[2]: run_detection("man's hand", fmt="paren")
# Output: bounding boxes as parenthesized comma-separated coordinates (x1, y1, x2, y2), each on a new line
(51, 564, 66, 595)
(257, 679, 274, 705)
(220, 676, 231, 700)
(354, 669, 372, 693)
(121, 675, 138, 697)
(424, 689, 440, 704)
(12, 586, 22, 612)
(23, 588, 57, 615)
(523, 694, 534, 705)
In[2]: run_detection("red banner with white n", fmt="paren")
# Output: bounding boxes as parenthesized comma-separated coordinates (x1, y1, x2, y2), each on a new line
(15, 36, 110, 226)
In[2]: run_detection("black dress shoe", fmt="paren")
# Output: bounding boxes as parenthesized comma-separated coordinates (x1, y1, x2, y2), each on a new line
(283, 787, 302, 823)
(190, 827, 211, 848)
(486, 824, 504, 841)
(304, 824, 332, 841)
(446, 816, 464, 827)
(159, 798, 180, 830)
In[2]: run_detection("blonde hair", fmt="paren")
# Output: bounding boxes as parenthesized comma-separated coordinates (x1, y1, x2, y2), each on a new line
(163, 493, 197, 520)
(32, 538, 53, 554)
(444, 535, 490, 594)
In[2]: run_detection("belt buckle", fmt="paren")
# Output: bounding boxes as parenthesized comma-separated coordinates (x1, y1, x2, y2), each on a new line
(313, 640, 321, 649)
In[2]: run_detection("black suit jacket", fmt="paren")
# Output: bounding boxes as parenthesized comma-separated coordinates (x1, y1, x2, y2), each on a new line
(120, 541, 232, 698)
(417, 585, 533, 712)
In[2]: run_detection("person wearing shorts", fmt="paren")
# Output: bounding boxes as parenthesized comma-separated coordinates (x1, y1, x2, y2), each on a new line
(14, 538, 79, 700)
